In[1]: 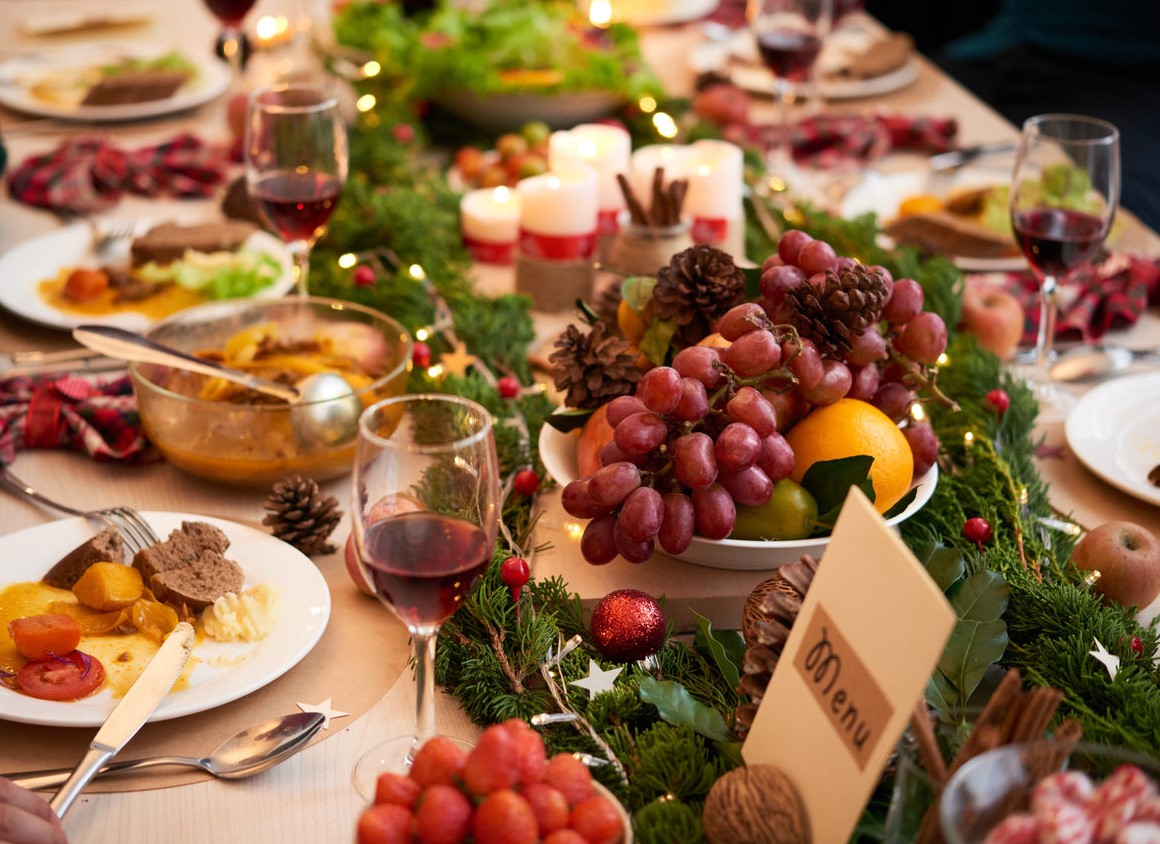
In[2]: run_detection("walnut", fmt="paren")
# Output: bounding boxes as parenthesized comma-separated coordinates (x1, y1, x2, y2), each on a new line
(702, 765, 811, 844)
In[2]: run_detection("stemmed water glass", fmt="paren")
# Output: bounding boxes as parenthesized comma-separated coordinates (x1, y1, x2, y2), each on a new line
(1010, 113, 1120, 421)
(202, 0, 256, 84)
(350, 394, 500, 795)
(747, 0, 833, 175)
(245, 83, 349, 298)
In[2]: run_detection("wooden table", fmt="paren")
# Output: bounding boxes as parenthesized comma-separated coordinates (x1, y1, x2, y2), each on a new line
(0, 4, 1157, 841)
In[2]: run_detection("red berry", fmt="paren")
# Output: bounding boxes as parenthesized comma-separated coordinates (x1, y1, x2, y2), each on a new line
(963, 516, 993, 552)
(413, 341, 432, 369)
(498, 376, 520, 398)
(473, 790, 539, 844)
(544, 753, 595, 806)
(569, 795, 624, 844)
(522, 782, 570, 836)
(354, 265, 377, 287)
(513, 469, 540, 497)
(357, 803, 414, 844)
(375, 771, 422, 808)
(414, 783, 473, 844)
(984, 388, 1010, 415)
(462, 724, 520, 795)
(1132, 636, 1144, 655)
(501, 718, 546, 785)
(410, 736, 469, 788)
(393, 124, 415, 144)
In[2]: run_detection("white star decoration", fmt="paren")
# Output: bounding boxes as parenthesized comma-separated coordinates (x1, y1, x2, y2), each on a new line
(569, 660, 623, 700)
(1089, 637, 1120, 681)
(297, 697, 350, 729)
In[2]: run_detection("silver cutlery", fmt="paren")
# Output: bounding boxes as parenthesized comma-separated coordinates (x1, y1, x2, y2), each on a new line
(50, 622, 194, 817)
(0, 347, 120, 378)
(7, 711, 326, 790)
(1051, 343, 1160, 382)
(928, 141, 1018, 174)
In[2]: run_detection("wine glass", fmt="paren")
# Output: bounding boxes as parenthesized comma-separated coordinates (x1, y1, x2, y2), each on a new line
(350, 394, 500, 794)
(202, 0, 256, 83)
(1010, 113, 1120, 421)
(245, 83, 349, 298)
(748, 0, 833, 175)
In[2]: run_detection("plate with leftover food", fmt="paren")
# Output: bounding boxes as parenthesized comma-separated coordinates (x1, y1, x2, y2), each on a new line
(1065, 372, 1160, 509)
(0, 220, 294, 331)
(596, 0, 719, 27)
(689, 16, 919, 101)
(0, 512, 331, 727)
(839, 167, 1027, 272)
(0, 44, 228, 122)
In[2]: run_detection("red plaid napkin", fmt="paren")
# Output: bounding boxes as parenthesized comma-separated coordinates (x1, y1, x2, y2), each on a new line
(6, 133, 229, 216)
(0, 374, 153, 469)
(1005, 252, 1160, 346)
(729, 113, 957, 169)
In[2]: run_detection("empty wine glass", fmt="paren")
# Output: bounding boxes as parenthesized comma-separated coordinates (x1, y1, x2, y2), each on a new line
(245, 83, 349, 297)
(202, 0, 256, 83)
(747, 0, 833, 175)
(350, 394, 500, 796)
(1010, 114, 1120, 421)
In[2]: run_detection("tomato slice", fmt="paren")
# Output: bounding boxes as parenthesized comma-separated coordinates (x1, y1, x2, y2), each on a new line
(8, 613, 82, 660)
(16, 651, 106, 701)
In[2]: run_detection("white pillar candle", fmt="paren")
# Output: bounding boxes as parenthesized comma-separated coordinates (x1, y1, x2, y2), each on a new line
(460, 186, 521, 264)
(548, 124, 631, 213)
(684, 140, 744, 221)
(516, 168, 600, 260)
(629, 144, 692, 209)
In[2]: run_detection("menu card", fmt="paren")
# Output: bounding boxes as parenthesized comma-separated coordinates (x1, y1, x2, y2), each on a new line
(741, 487, 955, 842)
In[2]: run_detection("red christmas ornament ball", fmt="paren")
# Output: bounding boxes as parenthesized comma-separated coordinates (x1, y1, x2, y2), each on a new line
(413, 341, 432, 369)
(984, 388, 1010, 415)
(589, 589, 666, 662)
(353, 264, 377, 287)
(513, 469, 540, 497)
(498, 375, 520, 399)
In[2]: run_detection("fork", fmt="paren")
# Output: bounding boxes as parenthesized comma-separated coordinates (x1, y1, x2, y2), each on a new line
(88, 220, 139, 256)
(0, 470, 160, 553)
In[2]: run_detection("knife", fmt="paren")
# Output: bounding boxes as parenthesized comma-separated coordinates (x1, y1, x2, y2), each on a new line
(49, 622, 195, 818)
(1, 347, 122, 378)
(928, 141, 1018, 174)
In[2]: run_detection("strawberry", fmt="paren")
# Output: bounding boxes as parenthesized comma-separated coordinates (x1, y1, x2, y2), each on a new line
(543, 832, 589, 844)
(410, 736, 468, 788)
(375, 772, 422, 809)
(472, 789, 538, 844)
(462, 725, 520, 796)
(544, 753, 595, 806)
(521, 782, 570, 837)
(501, 718, 547, 785)
(414, 783, 473, 844)
(357, 803, 414, 844)
(569, 795, 624, 844)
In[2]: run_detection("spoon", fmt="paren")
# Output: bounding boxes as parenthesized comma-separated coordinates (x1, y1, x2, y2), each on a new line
(4, 711, 326, 790)
(73, 324, 363, 447)
(1050, 344, 1160, 383)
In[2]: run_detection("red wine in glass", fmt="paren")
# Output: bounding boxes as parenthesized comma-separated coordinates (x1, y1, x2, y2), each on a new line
(253, 172, 343, 244)
(360, 512, 492, 627)
(1012, 208, 1105, 279)
(204, 0, 256, 26)
(757, 30, 823, 83)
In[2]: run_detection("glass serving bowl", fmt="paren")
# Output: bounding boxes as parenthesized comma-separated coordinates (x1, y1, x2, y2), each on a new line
(130, 296, 411, 486)
(940, 741, 1160, 844)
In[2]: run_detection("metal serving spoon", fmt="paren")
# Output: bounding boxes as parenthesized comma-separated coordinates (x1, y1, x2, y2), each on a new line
(1050, 344, 1160, 383)
(73, 324, 363, 447)
(5, 711, 326, 790)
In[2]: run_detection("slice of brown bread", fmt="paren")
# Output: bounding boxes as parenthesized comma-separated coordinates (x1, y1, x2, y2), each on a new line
(884, 212, 1021, 259)
(148, 550, 245, 612)
(129, 221, 257, 267)
(132, 521, 242, 611)
(43, 527, 125, 589)
(80, 68, 191, 106)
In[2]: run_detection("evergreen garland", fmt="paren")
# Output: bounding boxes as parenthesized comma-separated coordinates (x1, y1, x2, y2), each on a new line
(305, 62, 1158, 840)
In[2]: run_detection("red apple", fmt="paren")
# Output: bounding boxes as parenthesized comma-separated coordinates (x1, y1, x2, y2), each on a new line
(693, 84, 750, 127)
(1071, 521, 1160, 626)
(226, 92, 249, 140)
(344, 533, 374, 596)
(959, 277, 1025, 360)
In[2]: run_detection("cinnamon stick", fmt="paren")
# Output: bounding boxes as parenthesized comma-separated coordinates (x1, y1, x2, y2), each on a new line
(910, 702, 948, 787)
(617, 174, 651, 228)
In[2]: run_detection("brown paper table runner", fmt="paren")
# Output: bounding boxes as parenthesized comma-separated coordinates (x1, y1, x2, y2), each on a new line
(0, 539, 410, 793)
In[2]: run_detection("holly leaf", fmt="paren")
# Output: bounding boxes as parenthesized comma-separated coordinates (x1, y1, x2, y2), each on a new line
(913, 541, 966, 593)
(802, 455, 874, 530)
(639, 318, 677, 367)
(948, 570, 1009, 622)
(692, 610, 743, 692)
(882, 487, 918, 519)
(639, 677, 731, 743)
(620, 275, 657, 313)
(575, 299, 601, 326)
(938, 618, 1008, 705)
(925, 670, 958, 718)
(544, 408, 593, 433)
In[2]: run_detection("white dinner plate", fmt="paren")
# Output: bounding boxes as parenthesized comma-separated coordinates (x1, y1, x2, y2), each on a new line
(0, 224, 295, 332)
(0, 44, 228, 122)
(839, 168, 1028, 273)
(1064, 373, 1160, 508)
(604, 0, 718, 26)
(688, 29, 919, 101)
(539, 421, 938, 570)
(0, 512, 331, 727)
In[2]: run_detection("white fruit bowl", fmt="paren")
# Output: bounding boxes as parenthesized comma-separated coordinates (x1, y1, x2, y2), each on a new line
(538, 422, 938, 571)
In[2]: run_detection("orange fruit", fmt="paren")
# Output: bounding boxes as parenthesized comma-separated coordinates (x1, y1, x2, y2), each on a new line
(616, 297, 648, 345)
(575, 403, 614, 479)
(784, 398, 913, 514)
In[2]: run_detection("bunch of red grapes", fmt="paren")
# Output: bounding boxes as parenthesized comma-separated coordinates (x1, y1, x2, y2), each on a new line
(561, 230, 948, 566)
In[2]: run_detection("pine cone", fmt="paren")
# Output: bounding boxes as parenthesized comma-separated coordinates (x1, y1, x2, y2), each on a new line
(593, 282, 624, 336)
(549, 322, 644, 410)
(782, 264, 889, 357)
(653, 245, 747, 348)
(734, 555, 820, 739)
(262, 475, 342, 556)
